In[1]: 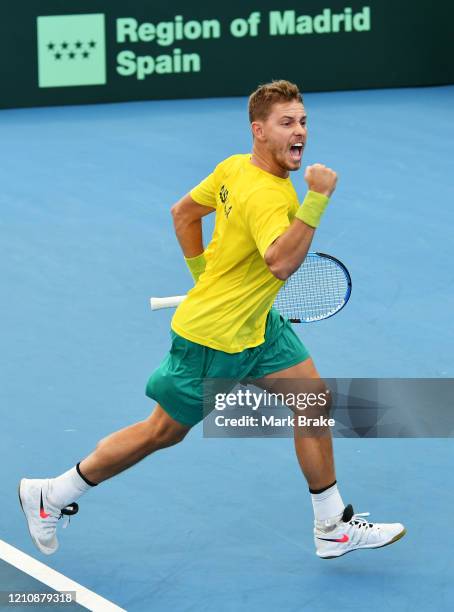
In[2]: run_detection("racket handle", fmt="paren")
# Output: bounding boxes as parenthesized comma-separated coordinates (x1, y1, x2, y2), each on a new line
(149, 295, 187, 310)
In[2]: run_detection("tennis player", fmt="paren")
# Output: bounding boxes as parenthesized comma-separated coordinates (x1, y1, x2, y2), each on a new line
(19, 80, 405, 559)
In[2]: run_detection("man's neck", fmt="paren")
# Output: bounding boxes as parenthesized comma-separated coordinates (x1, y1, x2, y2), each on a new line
(250, 150, 288, 179)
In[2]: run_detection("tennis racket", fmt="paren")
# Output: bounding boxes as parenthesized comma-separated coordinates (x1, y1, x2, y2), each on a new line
(150, 252, 351, 323)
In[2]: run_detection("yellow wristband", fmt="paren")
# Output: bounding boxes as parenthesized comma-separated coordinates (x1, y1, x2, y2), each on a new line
(184, 252, 206, 282)
(295, 191, 330, 228)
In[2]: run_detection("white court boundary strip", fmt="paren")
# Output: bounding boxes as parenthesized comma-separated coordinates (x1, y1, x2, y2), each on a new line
(0, 540, 126, 611)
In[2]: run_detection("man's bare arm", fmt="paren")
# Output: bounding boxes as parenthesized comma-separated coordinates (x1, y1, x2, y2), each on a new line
(264, 220, 316, 281)
(171, 193, 215, 257)
(264, 164, 337, 280)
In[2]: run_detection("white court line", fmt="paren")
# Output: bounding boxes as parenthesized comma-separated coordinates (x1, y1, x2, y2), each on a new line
(0, 540, 126, 611)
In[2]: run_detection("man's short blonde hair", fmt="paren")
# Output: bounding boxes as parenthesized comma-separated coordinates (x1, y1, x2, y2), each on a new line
(248, 80, 303, 123)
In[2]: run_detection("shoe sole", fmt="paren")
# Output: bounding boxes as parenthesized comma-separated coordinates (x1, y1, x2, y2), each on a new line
(18, 479, 57, 556)
(318, 527, 407, 559)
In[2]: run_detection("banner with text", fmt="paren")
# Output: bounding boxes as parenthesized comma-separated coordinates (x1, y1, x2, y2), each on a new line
(1, 0, 453, 109)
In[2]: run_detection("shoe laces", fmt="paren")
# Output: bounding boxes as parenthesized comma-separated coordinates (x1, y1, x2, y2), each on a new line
(58, 502, 79, 529)
(348, 511, 374, 529)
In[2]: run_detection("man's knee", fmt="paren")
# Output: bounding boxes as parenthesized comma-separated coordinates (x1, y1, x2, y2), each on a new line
(311, 381, 332, 417)
(291, 380, 332, 421)
(320, 383, 332, 413)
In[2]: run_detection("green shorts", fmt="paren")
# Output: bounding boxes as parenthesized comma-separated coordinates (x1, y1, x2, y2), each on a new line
(145, 308, 310, 427)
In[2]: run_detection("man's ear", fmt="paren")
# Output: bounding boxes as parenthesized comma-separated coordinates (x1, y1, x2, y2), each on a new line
(251, 120, 265, 141)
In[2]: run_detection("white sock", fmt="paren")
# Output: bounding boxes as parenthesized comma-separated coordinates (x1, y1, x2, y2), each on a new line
(47, 465, 94, 509)
(310, 482, 345, 526)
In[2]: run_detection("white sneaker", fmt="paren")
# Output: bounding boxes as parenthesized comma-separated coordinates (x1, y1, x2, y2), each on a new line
(18, 478, 78, 555)
(315, 504, 406, 559)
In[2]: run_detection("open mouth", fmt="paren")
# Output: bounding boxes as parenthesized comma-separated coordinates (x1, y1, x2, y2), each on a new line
(289, 143, 304, 162)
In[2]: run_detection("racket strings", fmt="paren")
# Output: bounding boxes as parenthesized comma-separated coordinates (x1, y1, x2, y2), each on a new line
(273, 254, 349, 322)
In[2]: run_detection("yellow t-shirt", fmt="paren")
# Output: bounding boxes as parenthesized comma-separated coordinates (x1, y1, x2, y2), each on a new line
(171, 154, 300, 353)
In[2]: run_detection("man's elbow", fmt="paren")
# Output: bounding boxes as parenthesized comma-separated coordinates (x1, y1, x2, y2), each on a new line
(264, 249, 292, 281)
(171, 202, 186, 231)
(170, 202, 180, 221)
(268, 263, 292, 281)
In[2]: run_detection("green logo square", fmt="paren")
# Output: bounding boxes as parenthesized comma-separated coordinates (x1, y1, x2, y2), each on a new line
(37, 14, 106, 88)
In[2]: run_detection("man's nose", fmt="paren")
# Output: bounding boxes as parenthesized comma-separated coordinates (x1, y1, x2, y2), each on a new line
(294, 125, 306, 138)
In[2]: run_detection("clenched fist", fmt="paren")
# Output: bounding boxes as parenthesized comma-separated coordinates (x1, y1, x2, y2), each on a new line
(304, 164, 338, 197)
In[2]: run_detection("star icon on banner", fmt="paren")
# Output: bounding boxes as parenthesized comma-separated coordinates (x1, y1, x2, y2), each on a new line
(47, 39, 98, 61)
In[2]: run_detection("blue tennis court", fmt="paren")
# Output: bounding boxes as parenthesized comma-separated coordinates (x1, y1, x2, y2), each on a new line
(1, 85, 453, 610)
